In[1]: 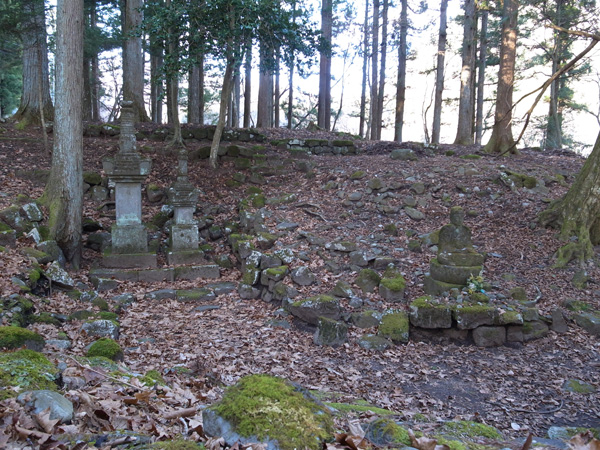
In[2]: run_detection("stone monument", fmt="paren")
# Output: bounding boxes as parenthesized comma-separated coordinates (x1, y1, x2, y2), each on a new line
(167, 149, 203, 265)
(102, 101, 155, 268)
(424, 206, 484, 295)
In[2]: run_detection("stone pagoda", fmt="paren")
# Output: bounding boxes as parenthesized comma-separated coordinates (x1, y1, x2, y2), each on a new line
(167, 149, 203, 265)
(102, 101, 155, 268)
(424, 206, 484, 295)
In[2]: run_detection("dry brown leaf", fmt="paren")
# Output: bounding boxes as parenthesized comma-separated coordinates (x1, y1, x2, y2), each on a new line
(35, 407, 59, 433)
(569, 432, 600, 450)
(347, 418, 365, 438)
(205, 436, 225, 450)
(409, 429, 450, 450)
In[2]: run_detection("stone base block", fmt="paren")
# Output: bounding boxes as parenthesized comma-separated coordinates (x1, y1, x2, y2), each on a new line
(453, 304, 498, 330)
(170, 224, 199, 252)
(472, 326, 506, 347)
(101, 252, 157, 269)
(430, 258, 482, 285)
(423, 276, 462, 296)
(174, 265, 220, 280)
(167, 250, 207, 265)
(409, 297, 452, 328)
(111, 224, 148, 254)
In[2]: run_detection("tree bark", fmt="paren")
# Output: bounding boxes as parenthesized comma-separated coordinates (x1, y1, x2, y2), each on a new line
(317, 0, 332, 130)
(42, 0, 84, 268)
(243, 38, 252, 128)
(274, 52, 280, 128)
(210, 61, 234, 169)
(122, 0, 150, 122)
(545, 0, 565, 149)
(483, 0, 518, 154)
(188, 62, 203, 124)
(394, 0, 407, 142)
(475, 9, 488, 145)
(150, 38, 164, 123)
(454, 0, 476, 145)
(376, 0, 388, 140)
(257, 48, 273, 128)
(359, 0, 369, 138)
(432, 0, 448, 145)
(370, 0, 380, 140)
(539, 132, 600, 266)
(13, 0, 54, 126)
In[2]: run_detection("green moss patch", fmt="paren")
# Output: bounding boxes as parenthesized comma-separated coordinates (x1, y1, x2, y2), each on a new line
(326, 400, 395, 416)
(442, 420, 502, 440)
(365, 418, 411, 446)
(211, 374, 334, 450)
(0, 326, 45, 350)
(0, 349, 58, 399)
(86, 338, 124, 361)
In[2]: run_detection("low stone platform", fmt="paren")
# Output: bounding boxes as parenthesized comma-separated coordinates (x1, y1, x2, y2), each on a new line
(90, 264, 220, 290)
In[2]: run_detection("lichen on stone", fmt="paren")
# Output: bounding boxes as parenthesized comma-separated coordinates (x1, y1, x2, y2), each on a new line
(0, 349, 58, 399)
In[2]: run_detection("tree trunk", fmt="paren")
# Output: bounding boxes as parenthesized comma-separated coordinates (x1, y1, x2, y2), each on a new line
(287, 56, 295, 129)
(210, 62, 234, 168)
(122, 0, 150, 122)
(431, 0, 448, 145)
(318, 0, 332, 130)
(539, 132, 600, 266)
(257, 49, 273, 128)
(370, 0, 380, 140)
(475, 9, 488, 145)
(394, 0, 407, 142)
(243, 38, 252, 128)
(42, 0, 84, 268)
(83, 57, 93, 121)
(165, 0, 182, 146)
(150, 32, 164, 123)
(454, 0, 476, 145)
(274, 52, 280, 128)
(188, 62, 203, 124)
(359, 0, 369, 138)
(545, 0, 565, 149)
(13, 0, 54, 126)
(483, 0, 517, 154)
(232, 65, 240, 128)
(376, 0, 388, 140)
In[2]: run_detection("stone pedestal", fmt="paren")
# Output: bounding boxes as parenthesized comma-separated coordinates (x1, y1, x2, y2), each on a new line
(101, 101, 156, 269)
(167, 150, 204, 265)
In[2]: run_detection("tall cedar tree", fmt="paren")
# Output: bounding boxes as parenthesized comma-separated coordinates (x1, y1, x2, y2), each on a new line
(394, 0, 408, 142)
(41, 0, 84, 268)
(483, 0, 518, 154)
(454, 0, 476, 145)
(431, 0, 448, 144)
(317, 0, 332, 130)
(123, 0, 150, 121)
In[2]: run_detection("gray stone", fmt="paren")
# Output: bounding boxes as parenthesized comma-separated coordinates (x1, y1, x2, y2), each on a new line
(357, 334, 392, 351)
(44, 261, 75, 289)
(348, 296, 364, 308)
(332, 281, 354, 298)
(328, 241, 358, 252)
(378, 276, 406, 303)
(85, 232, 111, 252)
(0, 205, 31, 232)
(90, 185, 109, 202)
(144, 289, 177, 300)
(274, 248, 295, 264)
(206, 282, 237, 296)
(472, 326, 506, 347)
(405, 207, 425, 221)
(551, 308, 569, 333)
(18, 390, 74, 424)
(523, 320, 549, 341)
(349, 250, 370, 267)
(348, 191, 363, 201)
(0, 229, 16, 247)
(453, 304, 498, 330)
(176, 288, 216, 302)
(37, 240, 66, 265)
(430, 258, 481, 285)
(314, 317, 348, 347)
(90, 277, 119, 292)
(276, 221, 299, 231)
(46, 339, 72, 350)
(409, 297, 452, 328)
(288, 295, 341, 325)
(563, 379, 596, 394)
(390, 148, 417, 161)
(238, 283, 261, 300)
(174, 264, 220, 280)
(351, 310, 382, 328)
(291, 266, 316, 286)
(260, 254, 283, 269)
(81, 319, 119, 340)
(410, 182, 426, 194)
(146, 185, 165, 203)
(21, 203, 44, 222)
(506, 325, 524, 343)
(355, 269, 381, 294)
(574, 312, 600, 336)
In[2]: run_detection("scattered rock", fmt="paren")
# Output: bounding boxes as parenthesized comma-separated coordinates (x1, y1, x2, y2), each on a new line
(288, 295, 341, 325)
(81, 319, 120, 340)
(291, 266, 317, 286)
(18, 390, 74, 423)
(314, 317, 348, 346)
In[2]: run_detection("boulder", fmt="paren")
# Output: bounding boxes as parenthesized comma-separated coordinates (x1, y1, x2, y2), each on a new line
(331, 281, 354, 298)
(378, 310, 409, 344)
(472, 326, 506, 347)
(0, 326, 45, 351)
(357, 334, 392, 351)
(355, 269, 381, 294)
(378, 275, 406, 302)
(314, 317, 348, 347)
(390, 148, 417, 161)
(291, 266, 316, 286)
(18, 390, 73, 423)
(43, 261, 75, 289)
(81, 319, 120, 340)
(288, 295, 341, 325)
(350, 310, 382, 328)
(453, 304, 498, 330)
(522, 320, 549, 341)
(409, 296, 452, 329)
(574, 312, 600, 336)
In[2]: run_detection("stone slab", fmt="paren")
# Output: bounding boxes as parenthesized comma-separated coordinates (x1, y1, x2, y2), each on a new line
(90, 268, 139, 282)
(423, 276, 462, 296)
(167, 250, 207, 266)
(174, 265, 220, 280)
(101, 252, 157, 269)
(137, 269, 174, 283)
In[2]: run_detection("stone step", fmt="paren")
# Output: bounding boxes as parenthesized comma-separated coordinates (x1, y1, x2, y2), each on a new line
(90, 264, 220, 290)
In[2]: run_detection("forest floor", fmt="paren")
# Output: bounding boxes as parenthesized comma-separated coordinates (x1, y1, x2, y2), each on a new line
(0, 123, 599, 448)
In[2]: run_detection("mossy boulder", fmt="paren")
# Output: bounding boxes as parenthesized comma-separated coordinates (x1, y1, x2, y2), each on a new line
(453, 304, 498, 330)
(355, 269, 381, 294)
(314, 317, 348, 347)
(441, 420, 502, 440)
(365, 418, 411, 446)
(1, 296, 35, 327)
(378, 310, 409, 344)
(86, 338, 124, 361)
(409, 296, 453, 329)
(203, 374, 334, 450)
(379, 275, 406, 302)
(0, 349, 58, 400)
(288, 295, 341, 325)
(0, 326, 45, 351)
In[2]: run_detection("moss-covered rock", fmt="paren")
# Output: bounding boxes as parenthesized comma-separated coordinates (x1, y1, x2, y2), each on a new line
(288, 295, 341, 325)
(378, 310, 409, 344)
(86, 338, 124, 361)
(314, 317, 348, 347)
(0, 326, 45, 351)
(409, 296, 453, 329)
(379, 275, 406, 302)
(355, 269, 381, 294)
(0, 296, 35, 327)
(365, 418, 411, 447)
(442, 420, 502, 440)
(204, 374, 334, 450)
(0, 349, 58, 400)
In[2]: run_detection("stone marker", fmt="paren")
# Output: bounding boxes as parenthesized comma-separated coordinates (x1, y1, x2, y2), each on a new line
(102, 101, 155, 268)
(424, 206, 483, 295)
